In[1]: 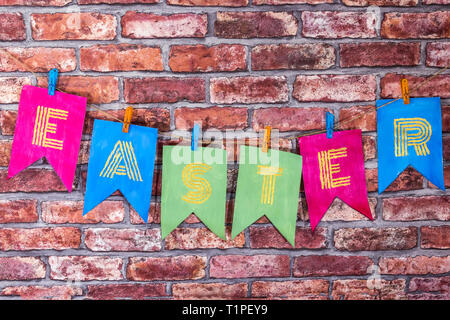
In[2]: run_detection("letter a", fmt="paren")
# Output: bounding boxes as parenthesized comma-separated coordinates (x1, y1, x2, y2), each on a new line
(99, 140, 143, 182)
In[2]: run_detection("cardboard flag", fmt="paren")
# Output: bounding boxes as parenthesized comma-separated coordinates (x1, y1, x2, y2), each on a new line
(8, 85, 87, 191)
(299, 130, 372, 231)
(231, 146, 302, 247)
(83, 119, 158, 223)
(161, 145, 227, 240)
(377, 97, 444, 193)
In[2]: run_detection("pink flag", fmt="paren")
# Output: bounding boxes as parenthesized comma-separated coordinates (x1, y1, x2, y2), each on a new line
(298, 129, 373, 231)
(8, 85, 87, 192)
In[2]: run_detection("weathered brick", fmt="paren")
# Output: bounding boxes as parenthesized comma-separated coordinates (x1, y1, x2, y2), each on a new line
(122, 11, 207, 38)
(87, 284, 167, 300)
(380, 73, 450, 99)
(423, 0, 449, 3)
(381, 12, 450, 39)
(426, 42, 450, 67)
(130, 203, 160, 224)
(251, 280, 329, 300)
(173, 283, 248, 300)
(80, 44, 163, 72)
(0, 77, 31, 104)
(339, 105, 376, 132)
(175, 107, 248, 130)
(0, 13, 25, 41)
(169, 44, 246, 72)
(443, 106, 450, 132)
(168, 0, 247, 5)
(362, 136, 376, 161)
(0, 169, 69, 193)
(124, 77, 205, 103)
(0, 140, 11, 166)
(215, 11, 298, 38)
(301, 198, 377, 222)
(165, 227, 245, 250)
(127, 256, 206, 281)
(342, 0, 417, 5)
(334, 227, 418, 251)
(49, 256, 123, 281)
(379, 256, 450, 275)
(383, 196, 450, 221)
(0, 200, 38, 223)
(0, 257, 45, 280)
(0, 110, 16, 135)
(210, 76, 288, 104)
(253, 107, 326, 132)
(332, 279, 407, 300)
(85, 228, 161, 251)
(365, 167, 424, 193)
(252, 44, 335, 70)
(249, 227, 327, 249)
(293, 75, 376, 102)
(0, 286, 82, 300)
(293, 255, 372, 277)
(0, 0, 71, 5)
(421, 226, 450, 249)
(31, 13, 117, 40)
(80, 0, 158, 3)
(210, 255, 290, 278)
(444, 137, 450, 160)
(302, 11, 377, 39)
(340, 42, 420, 67)
(409, 276, 450, 294)
(0, 227, 81, 251)
(255, 0, 332, 3)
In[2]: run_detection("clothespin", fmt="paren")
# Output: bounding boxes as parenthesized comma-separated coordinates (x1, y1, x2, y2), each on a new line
(262, 126, 271, 153)
(326, 112, 334, 139)
(48, 68, 58, 96)
(401, 78, 409, 105)
(191, 123, 200, 151)
(122, 106, 133, 133)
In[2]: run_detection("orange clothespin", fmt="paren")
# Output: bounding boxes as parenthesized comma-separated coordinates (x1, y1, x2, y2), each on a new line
(401, 78, 409, 105)
(122, 106, 133, 133)
(262, 126, 271, 153)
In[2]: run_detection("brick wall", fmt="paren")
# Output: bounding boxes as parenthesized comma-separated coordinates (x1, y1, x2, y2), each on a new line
(0, 0, 449, 300)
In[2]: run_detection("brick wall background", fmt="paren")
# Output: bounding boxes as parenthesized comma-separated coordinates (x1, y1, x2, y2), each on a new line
(0, 0, 449, 300)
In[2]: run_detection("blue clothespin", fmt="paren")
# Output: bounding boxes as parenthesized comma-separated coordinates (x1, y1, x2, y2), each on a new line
(326, 112, 334, 139)
(191, 123, 200, 151)
(48, 68, 58, 96)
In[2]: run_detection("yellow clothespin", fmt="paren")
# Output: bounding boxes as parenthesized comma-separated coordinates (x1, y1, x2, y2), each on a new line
(262, 126, 271, 153)
(401, 78, 409, 105)
(122, 106, 133, 133)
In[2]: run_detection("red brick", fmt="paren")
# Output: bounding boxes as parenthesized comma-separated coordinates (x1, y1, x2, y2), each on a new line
(175, 107, 248, 130)
(409, 276, 450, 293)
(42, 201, 124, 224)
(215, 11, 298, 38)
(122, 11, 207, 38)
(0, 77, 31, 103)
(87, 284, 166, 300)
(444, 137, 450, 160)
(0, 257, 45, 280)
(365, 167, 424, 193)
(332, 279, 407, 300)
(379, 256, 450, 275)
(300, 198, 377, 222)
(381, 73, 450, 99)
(339, 105, 376, 132)
(340, 42, 420, 67)
(124, 77, 205, 103)
(0, 110, 17, 135)
(334, 227, 417, 251)
(252, 44, 335, 70)
(127, 256, 206, 280)
(0, 286, 82, 300)
(426, 42, 450, 67)
(342, 0, 417, 5)
(169, 44, 246, 72)
(381, 12, 450, 39)
(0, 13, 25, 41)
(130, 203, 160, 224)
(0, 169, 69, 193)
(81, 44, 163, 72)
(85, 228, 161, 251)
(37, 76, 119, 104)
(421, 226, 450, 249)
(165, 227, 245, 250)
(383, 196, 450, 221)
(210, 76, 288, 104)
(443, 106, 450, 132)
(225, 138, 293, 163)
(173, 283, 248, 300)
(210, 255, 290, 278)
(0, 200, 38, 223)
(302, 11, 377, 39)
(80, 0, 158, 3)
(31, 13, 117, 40)
(423, 0, 449, 3)
(0, 140, 11, 166)
(0, 0, 71, 4)
(408, 293, 449, 300)
(255, 0, 332, 3)
(168, 0, 247, 5)
(293, 75, 376, 102)
(49, 256, 123, 281)
(253, 107, 326, 132)
(362, 137, 376, 161)
(293, 255, 372, 277)
(0, 227, 81, 251)
(251, 280, 329, 300)
(249, 226, 327, 249)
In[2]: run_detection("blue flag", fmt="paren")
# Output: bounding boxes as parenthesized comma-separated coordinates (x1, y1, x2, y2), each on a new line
(377, 97, 445, 193)
(83, 119, 158, 222)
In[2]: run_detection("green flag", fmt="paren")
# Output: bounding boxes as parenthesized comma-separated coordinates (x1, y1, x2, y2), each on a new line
(231, 146, 302, 246)
(161, 145, 227, 240)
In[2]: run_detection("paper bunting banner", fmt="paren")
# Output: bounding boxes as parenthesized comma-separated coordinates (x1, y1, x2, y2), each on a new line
(83, 119, 158, 222)
(377, 97, 445, 193)
(8, 85, 87, 192)
(231, 146, 302, 246)
(161, 145, 227, 240)
(299, 130, 372, 231)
